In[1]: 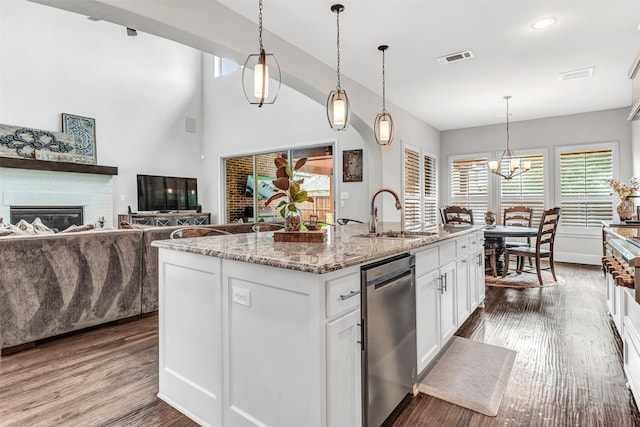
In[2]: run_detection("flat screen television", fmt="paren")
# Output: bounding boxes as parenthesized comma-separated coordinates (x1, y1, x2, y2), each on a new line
(137, 174, 198, 212)
(245, 175, 277, 200)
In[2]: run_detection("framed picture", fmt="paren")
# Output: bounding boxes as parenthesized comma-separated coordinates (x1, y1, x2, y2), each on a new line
(62, 113, 97, 164)
(343, 149, 363, 182)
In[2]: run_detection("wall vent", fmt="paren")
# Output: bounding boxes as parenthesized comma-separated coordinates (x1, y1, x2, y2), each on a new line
(559, 67, 595, 81)
(436, 50, 474, 65)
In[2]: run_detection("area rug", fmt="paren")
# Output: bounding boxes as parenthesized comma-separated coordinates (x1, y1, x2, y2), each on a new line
(418, 336, 516, 417)
(485, 270, 564, 288)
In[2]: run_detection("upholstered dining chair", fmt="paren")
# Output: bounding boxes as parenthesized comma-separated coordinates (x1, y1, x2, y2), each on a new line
(442, 206, 474, 225)
(169, 227, 231, 239)
(502, 207, 561, 286)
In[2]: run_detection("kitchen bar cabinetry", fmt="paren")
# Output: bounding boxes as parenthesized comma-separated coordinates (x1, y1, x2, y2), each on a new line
(154, 224, 484, 426)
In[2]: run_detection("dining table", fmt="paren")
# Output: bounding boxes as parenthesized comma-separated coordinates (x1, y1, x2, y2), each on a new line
(483, 225, 538, 275)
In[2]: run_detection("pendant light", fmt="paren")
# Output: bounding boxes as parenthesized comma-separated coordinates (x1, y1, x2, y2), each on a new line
(242, 0, 281, 107)
(327, 4, 350, 130)
(374, 45, 394, 145)
(488, 96, 531, 180)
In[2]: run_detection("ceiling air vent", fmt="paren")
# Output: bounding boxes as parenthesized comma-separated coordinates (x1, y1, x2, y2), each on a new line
(436, 50, 474, 65)
(559, 67, 595, 81)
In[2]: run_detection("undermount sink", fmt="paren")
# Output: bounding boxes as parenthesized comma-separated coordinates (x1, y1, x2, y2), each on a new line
(353, 231, 438, 239)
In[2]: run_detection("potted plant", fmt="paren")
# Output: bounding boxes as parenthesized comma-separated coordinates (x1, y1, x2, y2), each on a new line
(265, 157, 314, 231)
(606, 178, 640, 221)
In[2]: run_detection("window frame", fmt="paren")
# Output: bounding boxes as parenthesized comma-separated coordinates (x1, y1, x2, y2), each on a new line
(448, 152, 492, 224)
(402, 143, 438, 230)
(554, 141, 618, 236)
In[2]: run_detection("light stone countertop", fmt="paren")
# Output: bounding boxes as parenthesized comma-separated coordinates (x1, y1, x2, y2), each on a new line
(151, 222, 482, 274)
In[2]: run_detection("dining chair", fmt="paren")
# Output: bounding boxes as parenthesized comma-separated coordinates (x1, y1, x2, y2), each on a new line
(502, 207, 561, 286)
(169, 227, 231, 239)
(442, 206, 474, 225)
(503, 206, 534, 264)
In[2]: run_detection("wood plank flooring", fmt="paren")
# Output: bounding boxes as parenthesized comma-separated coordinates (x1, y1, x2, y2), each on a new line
(0, 263, 638, 426)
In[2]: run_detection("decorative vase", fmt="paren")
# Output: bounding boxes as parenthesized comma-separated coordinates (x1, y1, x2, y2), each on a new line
(285, 210, 301, 231)
(617, 198, 634, 221)
(484, 212, 497, 228)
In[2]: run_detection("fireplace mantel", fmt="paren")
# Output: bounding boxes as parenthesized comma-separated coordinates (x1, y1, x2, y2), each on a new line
(0, 157, 117, 176)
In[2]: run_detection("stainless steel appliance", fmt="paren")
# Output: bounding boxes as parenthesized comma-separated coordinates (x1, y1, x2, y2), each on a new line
(361, 253, 417, 427)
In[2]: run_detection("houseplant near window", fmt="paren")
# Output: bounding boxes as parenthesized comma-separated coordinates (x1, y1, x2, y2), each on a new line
(265, 157, 314, 231)
(606, 178, 640, 221)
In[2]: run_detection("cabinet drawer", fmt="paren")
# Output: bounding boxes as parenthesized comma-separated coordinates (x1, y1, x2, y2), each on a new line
(415, 246, 439, 278)
(457, 236, 472, 256)
(440, 241, 456, 265)
(326, 272, 361, 318)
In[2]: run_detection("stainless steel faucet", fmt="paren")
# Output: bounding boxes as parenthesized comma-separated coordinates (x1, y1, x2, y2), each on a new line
(369, 188, 404, 234)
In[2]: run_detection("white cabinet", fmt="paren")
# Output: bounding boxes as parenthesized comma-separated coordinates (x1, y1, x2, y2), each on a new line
(455, 256, 470, 325)
(416, 269, 441, 373)
(326, 309, 362, 427)
(439, 261, 457, 344)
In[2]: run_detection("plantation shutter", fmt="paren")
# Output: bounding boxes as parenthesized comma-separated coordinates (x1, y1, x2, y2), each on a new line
(450, 156, 489, 223)
(559, 148, 613, 227)
(500, 153, 545, 224)
(423, 154, 437, 227)
(404, 147, 421, 229)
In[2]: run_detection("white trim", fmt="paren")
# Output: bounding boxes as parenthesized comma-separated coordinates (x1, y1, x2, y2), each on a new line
(496, 147, 549, 214)
(447, 151, 491, 206)
(554, 251, 601, 266)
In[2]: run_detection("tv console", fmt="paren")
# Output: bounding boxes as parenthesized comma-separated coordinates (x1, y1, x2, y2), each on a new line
(118, 212, 211, 228)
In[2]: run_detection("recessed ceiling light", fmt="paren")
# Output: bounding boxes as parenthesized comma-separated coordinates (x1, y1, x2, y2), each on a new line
(531, 17, 556, 30)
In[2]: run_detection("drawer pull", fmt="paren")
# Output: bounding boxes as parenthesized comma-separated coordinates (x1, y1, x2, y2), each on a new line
(340, 290, 361, 300)
(461, 245, 467, 249)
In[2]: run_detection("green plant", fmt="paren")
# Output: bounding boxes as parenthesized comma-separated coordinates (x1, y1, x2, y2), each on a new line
(265, 157, 314, 217)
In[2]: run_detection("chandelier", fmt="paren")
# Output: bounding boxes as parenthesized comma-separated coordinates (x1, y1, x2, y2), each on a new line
(488, 96, 531, 180)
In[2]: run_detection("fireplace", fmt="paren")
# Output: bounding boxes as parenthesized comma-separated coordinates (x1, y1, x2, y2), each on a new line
(10, 206, 83, 232)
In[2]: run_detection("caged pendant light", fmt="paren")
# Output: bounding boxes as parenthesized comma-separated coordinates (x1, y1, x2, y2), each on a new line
(374, 45, 394, 145)
(326, 4, 350, 130)
(487, 96, 531, 180)
(242, 0, 281, 107)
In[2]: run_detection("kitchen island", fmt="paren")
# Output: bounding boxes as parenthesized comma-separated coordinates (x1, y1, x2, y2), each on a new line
(152, 223, 486, 427)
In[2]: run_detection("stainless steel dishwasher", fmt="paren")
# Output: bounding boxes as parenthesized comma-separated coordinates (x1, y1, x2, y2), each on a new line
(361, 253, 417, 427)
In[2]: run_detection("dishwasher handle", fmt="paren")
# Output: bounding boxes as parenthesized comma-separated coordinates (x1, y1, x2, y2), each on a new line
(370, 267, 413, 290)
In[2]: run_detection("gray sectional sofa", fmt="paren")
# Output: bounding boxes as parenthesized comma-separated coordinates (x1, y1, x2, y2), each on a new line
(0, 222, 283, 353)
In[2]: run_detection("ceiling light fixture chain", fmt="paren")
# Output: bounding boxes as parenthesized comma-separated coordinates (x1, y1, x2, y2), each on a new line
(258, 0, 264, 52)
(381, 46, 386, 113)
(335, 5, 342, 90)
(505, 95, 510, 151)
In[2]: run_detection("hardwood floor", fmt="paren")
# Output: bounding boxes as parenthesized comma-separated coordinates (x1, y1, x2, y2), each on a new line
(0, 263, 638, 426)
(393, 263, 640, 427)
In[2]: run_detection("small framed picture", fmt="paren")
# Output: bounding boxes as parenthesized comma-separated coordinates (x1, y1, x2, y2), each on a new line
(62, 113, 97, 164)
(343, 149, 363, 182)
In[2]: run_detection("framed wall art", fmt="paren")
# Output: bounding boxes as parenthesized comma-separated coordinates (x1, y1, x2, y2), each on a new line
(62, 113, 97, 164)
(342, 149, 363, 182)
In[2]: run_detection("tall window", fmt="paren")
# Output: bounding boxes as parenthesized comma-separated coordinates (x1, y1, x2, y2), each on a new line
(403, 146, 437, 229)
(449, 155, 489, 223)
(556, 144, 615, 230)
(499, 152, 546, 224)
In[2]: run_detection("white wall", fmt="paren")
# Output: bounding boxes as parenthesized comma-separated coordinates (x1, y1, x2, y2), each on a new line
(0, 0, 203, 226)
(201, 54, 375, 223)
(441, 107, 632, 263)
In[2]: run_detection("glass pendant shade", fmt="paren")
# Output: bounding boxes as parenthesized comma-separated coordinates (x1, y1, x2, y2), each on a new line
(374, 112, 393, 145)
(242, 50, 281, 107)
(327, 89, 350, 130)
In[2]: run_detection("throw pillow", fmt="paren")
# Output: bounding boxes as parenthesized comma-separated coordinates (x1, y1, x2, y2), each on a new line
(15, 219, 36, 234)
(59, 224, 96, 233)
(32, 217, 55, 234)
(119, 221, 152, 230)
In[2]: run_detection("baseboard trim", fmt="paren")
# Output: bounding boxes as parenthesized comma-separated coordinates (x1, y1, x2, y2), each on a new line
(554, 251, 601, 266)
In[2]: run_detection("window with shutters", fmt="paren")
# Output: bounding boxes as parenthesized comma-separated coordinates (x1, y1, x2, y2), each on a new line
(499, 151, 546, 225)
(403, 146, 437, 230)
(556, 143, 615, 232)
(449, 154, 490, 224)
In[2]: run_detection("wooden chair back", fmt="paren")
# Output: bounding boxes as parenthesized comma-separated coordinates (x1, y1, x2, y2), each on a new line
(503, 206, 533, 227)
(169, 227, 231, 239)
(442, 206, 474, 225)
(535, 207, 561, 253)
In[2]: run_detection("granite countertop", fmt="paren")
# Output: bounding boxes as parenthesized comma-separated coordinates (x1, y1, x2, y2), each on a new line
(151, 222, 481, 274)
